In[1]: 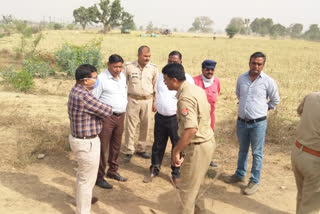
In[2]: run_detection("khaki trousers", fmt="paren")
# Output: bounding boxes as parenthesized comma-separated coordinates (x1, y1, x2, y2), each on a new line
(69, 135, 100, 214)
(291, 144, 320, 214)
(124, 97, 153, 154)
(176, 138, 215, 214)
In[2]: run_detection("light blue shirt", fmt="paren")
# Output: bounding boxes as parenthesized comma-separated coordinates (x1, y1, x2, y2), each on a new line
(236, 71, 280, 120)
(92, 69, 128, 113)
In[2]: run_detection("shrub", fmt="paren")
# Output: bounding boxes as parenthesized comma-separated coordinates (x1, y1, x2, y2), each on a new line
(2, 66, 34, 92)
(53, 23, 64, 30)
(23, 57, 55, 78)
(66, 23, 75, 30)
(54, 39, 103, 77)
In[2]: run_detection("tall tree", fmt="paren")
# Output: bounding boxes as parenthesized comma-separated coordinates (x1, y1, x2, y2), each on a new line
(270, 24, 287, 37)
(225, 24, 239, 38)
(121, 12, 136, 33)
(88, 0, 123, 33)
(250, 18, 273, 36)
(289, 23, 303, 38)
(73, 7, 91, 30)
(304, 24, 320, 41)
(188, 16, 214, 33)
(229, 17, 245, 34)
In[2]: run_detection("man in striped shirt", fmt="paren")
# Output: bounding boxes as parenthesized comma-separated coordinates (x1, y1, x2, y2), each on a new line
(68, 64, 112, 214)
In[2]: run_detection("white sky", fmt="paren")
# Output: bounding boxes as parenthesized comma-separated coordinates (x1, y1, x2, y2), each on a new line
(0, 0, 318, 31)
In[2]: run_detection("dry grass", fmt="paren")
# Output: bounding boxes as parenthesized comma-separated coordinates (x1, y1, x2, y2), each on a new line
(0, 30, 320, 166)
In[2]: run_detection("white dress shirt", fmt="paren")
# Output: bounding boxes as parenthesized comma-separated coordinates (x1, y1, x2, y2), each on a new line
(156, 73, 194, 116)
(92, 69, 128, 113)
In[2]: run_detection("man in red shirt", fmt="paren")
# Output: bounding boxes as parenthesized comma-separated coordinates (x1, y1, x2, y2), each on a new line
(193, 60, 221, 167)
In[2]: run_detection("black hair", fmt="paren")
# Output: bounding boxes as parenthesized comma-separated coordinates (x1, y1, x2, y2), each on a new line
(250, 52, 266, 63)
(162, 63, 186, 81)
(109, 54, 124, 64)
(75, 64, 97, 81)
(138, 45, 150, 54)
(168, 50, 182, 60)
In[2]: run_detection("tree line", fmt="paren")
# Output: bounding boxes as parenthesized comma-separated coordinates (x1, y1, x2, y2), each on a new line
(225, 17, 320, 41)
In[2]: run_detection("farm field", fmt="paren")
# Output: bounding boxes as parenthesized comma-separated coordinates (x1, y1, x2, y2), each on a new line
(0, 30, 320, 213)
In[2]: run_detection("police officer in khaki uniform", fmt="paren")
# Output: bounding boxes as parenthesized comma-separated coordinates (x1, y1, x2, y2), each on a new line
(123, 45, 158, 162)
(162, 63, 215, 214)
(292, 92, 320, 214)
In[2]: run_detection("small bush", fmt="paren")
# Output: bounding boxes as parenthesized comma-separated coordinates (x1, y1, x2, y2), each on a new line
(54, 23, 64, 30)
(11, 70, 34, 91)
(2, 66, 34, 92)
(23, 57, 55, 78)
(66, 23, 75, 30)
(54, 39, 103, 77)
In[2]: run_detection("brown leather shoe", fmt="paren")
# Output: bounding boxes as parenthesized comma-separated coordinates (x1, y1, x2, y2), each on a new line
(91, 196, 98, 204)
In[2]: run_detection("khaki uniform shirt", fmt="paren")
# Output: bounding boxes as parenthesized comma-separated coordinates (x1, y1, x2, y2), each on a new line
(296, 92, 320, 151)
(176, 81, 213, 143)
(125, 61, 158, 103)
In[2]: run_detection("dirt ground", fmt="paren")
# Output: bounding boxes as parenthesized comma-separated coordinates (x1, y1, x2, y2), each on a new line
(0, 90, 297, 214)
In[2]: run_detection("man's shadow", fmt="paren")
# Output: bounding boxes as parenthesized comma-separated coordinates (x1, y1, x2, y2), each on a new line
(0, 172, 74, 213)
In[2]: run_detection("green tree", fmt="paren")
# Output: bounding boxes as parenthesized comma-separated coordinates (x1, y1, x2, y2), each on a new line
(88, 0, 123, 33)
(225, 24, 239, 38)
(121, 11, 136, 33)
(304, 24, 320, 41)
(250, 18, 273, 36)
(229, 17, 245, 34)
(188, 16, 214, 33)
(270, 24, 287, 38)
(73, 6, 91, 30)
(289, 23, 303, 38)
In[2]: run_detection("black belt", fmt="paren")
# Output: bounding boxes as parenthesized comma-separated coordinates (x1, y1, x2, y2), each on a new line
(73, 135, 97, 139)
(238, 116, 267, 124)
(113, 112, 124, 117)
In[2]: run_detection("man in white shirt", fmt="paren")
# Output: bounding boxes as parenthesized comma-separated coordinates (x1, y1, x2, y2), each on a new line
(144, 51, 194, 183)
(92, 54, 128, 189)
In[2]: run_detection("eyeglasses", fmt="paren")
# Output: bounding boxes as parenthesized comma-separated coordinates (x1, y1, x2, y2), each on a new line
(81, 76, 98, 80)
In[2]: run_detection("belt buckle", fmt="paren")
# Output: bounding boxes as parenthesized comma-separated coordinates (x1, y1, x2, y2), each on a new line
(244, 118, 250, 122)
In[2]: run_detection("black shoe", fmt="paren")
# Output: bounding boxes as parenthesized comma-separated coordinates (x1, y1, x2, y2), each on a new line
(95, 180, 113, 189)
(107, 173, 128, 182)
(136, 152, 150, 159)
(210, 161, 218, 167)
(124, 154, 132, 162)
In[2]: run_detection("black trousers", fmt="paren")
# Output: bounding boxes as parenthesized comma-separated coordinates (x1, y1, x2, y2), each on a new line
(151, 112, 180, 178)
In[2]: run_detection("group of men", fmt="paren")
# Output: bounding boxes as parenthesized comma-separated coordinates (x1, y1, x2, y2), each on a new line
(67, 46, 319, 214)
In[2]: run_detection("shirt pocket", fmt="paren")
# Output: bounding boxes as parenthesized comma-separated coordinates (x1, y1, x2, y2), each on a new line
(130, 72, 140, 84)
(207, 87, 218, 104)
